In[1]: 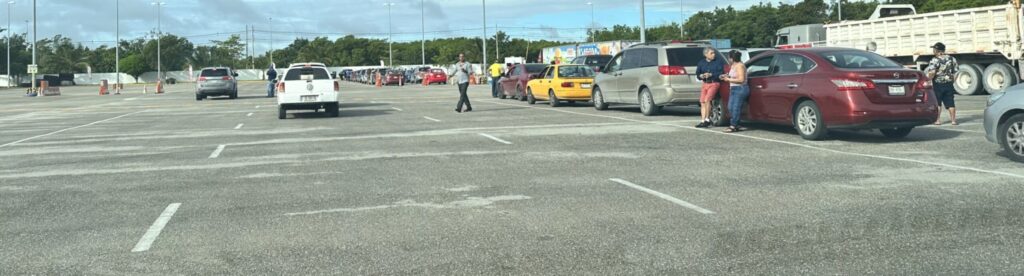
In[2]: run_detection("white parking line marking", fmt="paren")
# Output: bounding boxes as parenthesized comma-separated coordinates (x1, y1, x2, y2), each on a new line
(423, 116, 441, 122)
(255, 105, 261, 109)
(0, 111, 143, 149)
(478, 133, 512, 145)
(481, 100, 1024, 180)
(234, 123, 244, 130)
(209, 145, 226, 159)
(246, 112, 254, 117)
(131, 203, 181, 252)
(609, 178, 715, 215)
(392, 107, 403, 111)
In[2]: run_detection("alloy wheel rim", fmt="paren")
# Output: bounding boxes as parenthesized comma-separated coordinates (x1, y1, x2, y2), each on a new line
(1009, 122, 1024, 156)
(641, 92, 651, 112)
(798, 106, 817, 134)
(594, 90, 603, 107)
(711, 99, 721, 122)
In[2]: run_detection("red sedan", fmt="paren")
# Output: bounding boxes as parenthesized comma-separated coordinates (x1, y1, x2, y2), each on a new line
(723, 47, 938, 140)
(499, 63, 548, 100)
(422, 69, 447, 85)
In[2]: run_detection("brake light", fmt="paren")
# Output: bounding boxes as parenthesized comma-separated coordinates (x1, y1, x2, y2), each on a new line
(334, 81, 339, 92)
(198, 77, 206, 81)
(277, 81, 285, 93)
(831, 78, 876, 91)
(561, 82, 573, 88)
(221, 76, 230, 80)
(916, 78, 933, 89)
(658, 65, 686, 75)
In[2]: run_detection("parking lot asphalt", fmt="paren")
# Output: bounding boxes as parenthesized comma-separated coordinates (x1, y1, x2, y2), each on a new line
(1, 81, 1022, 274)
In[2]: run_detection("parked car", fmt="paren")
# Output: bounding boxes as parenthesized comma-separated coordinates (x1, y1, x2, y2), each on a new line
(723, 48, 938, 140)
(592, 41, 729, 116)
(414, 66, 431, 83)
(341, 69, 353, 81)
(276, 63, 340, 119)
(499, 63, 548, 100)
(526, 64, 596, 107)
(985, 85, 1024, 162)
(384, 70, 404, 86)
(195, 67, 239, 101)
(423, 68, 448, 85)
(570, 54, 613, 72)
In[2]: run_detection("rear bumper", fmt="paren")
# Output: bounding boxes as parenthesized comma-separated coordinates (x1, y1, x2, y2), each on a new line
(828, 119, 934, 130)
(277, 92, 339, 106)
(654, 85, 701, 106)
(554, 88, 592, 100)
(196, 87, 234, 95)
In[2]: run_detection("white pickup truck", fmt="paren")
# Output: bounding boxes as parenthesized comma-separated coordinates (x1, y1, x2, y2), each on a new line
(276, 63, 340, 119)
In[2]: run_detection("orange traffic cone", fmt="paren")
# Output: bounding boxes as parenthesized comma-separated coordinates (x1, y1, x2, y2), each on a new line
(375, 73, 382, 88)
(156, 81, 165, 94)
(99, 80, 109, 95)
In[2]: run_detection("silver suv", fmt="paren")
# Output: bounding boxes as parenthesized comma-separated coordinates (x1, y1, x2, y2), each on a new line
(985, 86, 1024, 162)
(592, 42, 725, 119)
(195, 67, 238, 101)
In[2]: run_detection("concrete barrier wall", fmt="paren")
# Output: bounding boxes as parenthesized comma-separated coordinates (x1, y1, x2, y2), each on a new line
(50, 64, 481, 85)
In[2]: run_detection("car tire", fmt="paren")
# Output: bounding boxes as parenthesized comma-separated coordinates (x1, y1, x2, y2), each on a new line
(328, 103, 340, 117)
(593, 87, 608, 110)
(195, 94, 203, 101)
(954, 64, 985, 95)
(794, 101, 828, 140)
(517, 86, 527, 102)
(527, 88, 536, 105)
(230, 91, 238, 99)
(639, 88, 660, 116)
(983, 63, 1019, 95)
(709, 96, 727, 126)
(998, 114, 1024, 163)
(549, 90, 560, 107)
(879, 127, 914, 139)
(278, 106, 287, 120)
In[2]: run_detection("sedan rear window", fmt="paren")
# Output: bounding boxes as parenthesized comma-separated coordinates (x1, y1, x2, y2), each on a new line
(818, 51, 901, 69)
(558, 66, 595, 78)
(284, 68, 331, 81)
(200, 69, 228, 77)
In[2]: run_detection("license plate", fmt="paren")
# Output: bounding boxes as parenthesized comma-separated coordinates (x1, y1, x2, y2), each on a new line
(888, 85, 906, 96)
(301, 95, 317, 102)
(581, 83, 592, 89)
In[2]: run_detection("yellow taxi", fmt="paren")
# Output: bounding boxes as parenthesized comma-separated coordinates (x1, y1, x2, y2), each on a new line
(525, 64, 596, 107)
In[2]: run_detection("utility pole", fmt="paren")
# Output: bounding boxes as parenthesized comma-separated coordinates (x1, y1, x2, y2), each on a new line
(639, 0, 646, 43)
(837, 0, 843, 21)
(421, 0, 425, 65)
(115, 0, 120, 91)
(268, 17, 273, 65)
(30, 0, 34, 93)
(494, 24, 498, 61)
(679, 0, 684, 38)
(482, 0, 487, 69)
(244, 25, 249, 69)
(152, 1, 165, 82)
(587, 2, 595, 43)
(385, 2, 395, 68)
(6, 1, 12, 88)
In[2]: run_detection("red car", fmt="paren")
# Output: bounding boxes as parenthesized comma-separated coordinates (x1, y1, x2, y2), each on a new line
(499, 63, 548, 100)
(383, 71, 404, 86)
(422, 69, 447, 85)
(723, 47, 938, 140)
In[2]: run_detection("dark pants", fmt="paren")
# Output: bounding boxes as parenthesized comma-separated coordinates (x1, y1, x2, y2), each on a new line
(267, 81, 275, 97)
(457, 82, 472, 111)
(933, 81, 955, 109)
(728, 85, 750, 127)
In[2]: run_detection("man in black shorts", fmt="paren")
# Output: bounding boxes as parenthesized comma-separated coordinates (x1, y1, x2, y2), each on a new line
(926, 42, 958, 125)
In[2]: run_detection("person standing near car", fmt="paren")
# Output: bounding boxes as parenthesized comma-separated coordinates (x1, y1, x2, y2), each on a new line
(451, 53, 474, 113)
(926, 42, 959, 125)
(266, 63, 277, 97)
(489, 62, 503, 98)
(695, 47, 725, 128)
(720, 50, 748, 133)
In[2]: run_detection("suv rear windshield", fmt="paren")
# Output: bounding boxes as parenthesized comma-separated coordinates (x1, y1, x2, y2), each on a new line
(558, 65, 595, 78)
(200, 69, 229, 77)
(666, 48, 720, 67)
(284, 68, 331, 80)
(818, 51, 901, 69)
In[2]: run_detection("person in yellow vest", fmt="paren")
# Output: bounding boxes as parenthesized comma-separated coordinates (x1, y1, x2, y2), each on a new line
(488, 62, 503, 98)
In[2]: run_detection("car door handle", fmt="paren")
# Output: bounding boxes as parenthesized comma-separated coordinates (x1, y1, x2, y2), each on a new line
(787, 83, 799, 88)
(756, 85, 764, 89)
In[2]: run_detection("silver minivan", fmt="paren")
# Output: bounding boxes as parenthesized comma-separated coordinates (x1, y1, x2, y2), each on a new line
(592, 42, 727, 120)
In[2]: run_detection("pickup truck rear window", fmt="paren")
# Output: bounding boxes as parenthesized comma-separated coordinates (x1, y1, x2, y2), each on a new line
(284, 68, 331, 80)
(200, 69, 229, 77)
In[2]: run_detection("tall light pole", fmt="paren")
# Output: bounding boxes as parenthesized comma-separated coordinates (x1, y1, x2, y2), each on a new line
(6, 1, 12, 88)
(115, 0, 120, 92)
(586, 2, 594, 43)
(421, 0, 425, 65)
(30, 0, 34, 93)
(482, 0, 487, 69)
(152, 1, 165, 82)
(679, 0, 684, 38)
(837, 0, 843, 21)
(268, 17, 273, 65)
(639, 0, 646, 43)
(385, 2, 395, 68)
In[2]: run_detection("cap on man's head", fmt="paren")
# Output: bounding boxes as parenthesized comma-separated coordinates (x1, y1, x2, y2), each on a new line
(931, 42, 946, 52)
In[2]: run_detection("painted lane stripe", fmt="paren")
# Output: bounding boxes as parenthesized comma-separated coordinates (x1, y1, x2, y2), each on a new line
(0, 111, 143, 149)
(478, 133, 512, 145)
(246, 112, 254, 117)
(609, 178, 715, 215)
(209, 145, 226, 159)
(234, 123, 244, 130)
(423, 116, 441, 122)
(131, 203, 181, 252)
(391, 107, 403, 111)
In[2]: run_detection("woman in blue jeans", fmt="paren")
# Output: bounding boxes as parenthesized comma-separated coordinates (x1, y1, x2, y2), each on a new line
(720, 50, 748, 133)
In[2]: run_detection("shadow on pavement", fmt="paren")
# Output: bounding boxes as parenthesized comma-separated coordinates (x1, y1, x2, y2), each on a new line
(742, 122, 963, 143)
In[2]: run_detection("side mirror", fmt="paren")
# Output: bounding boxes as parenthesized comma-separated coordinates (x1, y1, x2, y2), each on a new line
(232, 73, 239, 77)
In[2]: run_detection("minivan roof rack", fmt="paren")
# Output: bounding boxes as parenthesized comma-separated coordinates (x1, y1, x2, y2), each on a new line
(628, 40, 711, 48)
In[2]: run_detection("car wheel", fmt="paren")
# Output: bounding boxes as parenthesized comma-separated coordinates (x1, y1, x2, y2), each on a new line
(527, 88, 536, 105)
(195, 94, 202, 101)
(230, 90, 238, 99)
(499, 86, 507, 99)
(329, 103, 340, 117)
(549, 90, 560, 107)
(517, 86, 526, 101)
(593, 87, 608, 110)
(709, 96, 726, 126)
(999, 114, 1024, 162)
(879, 127, 914, 139)
(794, 101, 828, 140)
(639, 88, 660, 116)
(278, 106, 287, 120)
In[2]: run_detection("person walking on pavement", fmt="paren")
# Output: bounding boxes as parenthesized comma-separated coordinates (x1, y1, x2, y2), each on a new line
(489, 62, 503, 98)
(926, 42, 959, 125)
(451, 53, 474, 113)
(695, 47, 725, 128)
(266, 63, 278, 98)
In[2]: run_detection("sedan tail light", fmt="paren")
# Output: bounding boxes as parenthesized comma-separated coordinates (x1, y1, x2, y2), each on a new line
(830, 78, 876, 91)
(658, 65, 686, 76)
(561, 82, 574, 88)
(334, 81, 340, 92)
(916, 78, 933, 89)
(221, 76, 231, 80)
(277, 81, 285, 93)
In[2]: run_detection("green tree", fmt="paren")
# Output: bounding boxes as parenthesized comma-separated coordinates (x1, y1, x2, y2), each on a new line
(119, 54, 148, 81)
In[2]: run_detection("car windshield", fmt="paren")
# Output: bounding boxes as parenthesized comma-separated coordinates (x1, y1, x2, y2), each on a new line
(558, 66, 595, 78)
(525, 64, 548, 73)
(200, 69, 228, 77)
(284, 67, 331, 80)
(818, 50, 902, 69)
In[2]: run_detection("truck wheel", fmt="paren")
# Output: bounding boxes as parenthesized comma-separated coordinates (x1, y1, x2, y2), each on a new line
(639, 88, 660, 116)
(999, 114, 1024, 163)
(278, 106, 287, 120)
(954, 64, 985, 95)
(983, 63, 1019, 95)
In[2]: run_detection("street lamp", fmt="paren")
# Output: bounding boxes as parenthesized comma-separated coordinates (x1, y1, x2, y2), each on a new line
(385, 2, 395, 68)
(586, 2, 594, 43)
(421, 0, 425, 65)
(268, 17, 273, 65)
(6, 0, 13, 88)
(152, 1, 165, 82)
(482, 0, 487, 69)
(639, 0, 646, 43)
(115, 0, 120, 92)
(679, 0, 684, 38)
(30, 0, 35, 93)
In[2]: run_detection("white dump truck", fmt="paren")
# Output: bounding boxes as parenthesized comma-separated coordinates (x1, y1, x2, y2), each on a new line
(777, 1, 1024, 95)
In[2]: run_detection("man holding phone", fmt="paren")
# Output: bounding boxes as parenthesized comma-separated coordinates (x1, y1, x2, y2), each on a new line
(695, 47, 725, 128)
(451, 53, 474, 113)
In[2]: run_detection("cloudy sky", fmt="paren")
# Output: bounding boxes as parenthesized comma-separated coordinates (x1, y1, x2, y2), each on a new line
(10, 0, 797, 52)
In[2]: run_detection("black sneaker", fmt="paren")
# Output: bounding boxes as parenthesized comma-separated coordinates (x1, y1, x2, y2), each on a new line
(695, 121, 710, 128)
